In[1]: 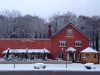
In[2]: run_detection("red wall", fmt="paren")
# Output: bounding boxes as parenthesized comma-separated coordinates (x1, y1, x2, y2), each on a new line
(0, 39, 52, 57)
(0, 24, 90, 60)
(51, 24, 89, 59)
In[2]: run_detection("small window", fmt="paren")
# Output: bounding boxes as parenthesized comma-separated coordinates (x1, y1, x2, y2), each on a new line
(94, 54, 96, 58)
(67, 29, 73, 36)
(75, 40, 82, 47)
(59, 41, 66, 47)
(85, 54, 89, 58)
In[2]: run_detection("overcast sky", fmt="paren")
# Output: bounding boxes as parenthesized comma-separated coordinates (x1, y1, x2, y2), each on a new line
(0, 0, 100, 19)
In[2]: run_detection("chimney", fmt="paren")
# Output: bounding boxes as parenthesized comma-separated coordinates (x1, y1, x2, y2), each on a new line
(48, 25, 51, 38)
(55, 22, 57, 33)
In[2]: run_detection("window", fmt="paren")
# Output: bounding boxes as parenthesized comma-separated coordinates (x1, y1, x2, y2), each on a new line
(75, 40, 82, 47)
(85, 54, 89, 58)
(59, 41, 66, 47)
(57, 52, 63, 60)
(94, 54, 96, 58)
(67, 29, 73, 36)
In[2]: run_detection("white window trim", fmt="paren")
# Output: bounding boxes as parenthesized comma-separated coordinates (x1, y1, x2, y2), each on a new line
(59, 40, 66, 47)
(75, 40, 82, 47)
(67, 29, 73, 36)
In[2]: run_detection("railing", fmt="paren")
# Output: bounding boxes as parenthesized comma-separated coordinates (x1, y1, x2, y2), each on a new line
(0, 58, 72, 64)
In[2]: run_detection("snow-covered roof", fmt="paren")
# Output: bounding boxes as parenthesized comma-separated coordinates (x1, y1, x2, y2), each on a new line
(2, 48, 50, 54)
(66, 47, 76, 52)
(27, 48, 50, 53)
(80, 47, 98, 53)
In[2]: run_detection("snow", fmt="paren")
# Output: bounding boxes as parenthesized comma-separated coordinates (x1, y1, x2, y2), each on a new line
(2, 48, 50, 54)
(34, 63, 46, 69)
(0, 63, 100, 71)
(80, 47, 98, 53)
(84, 63, 96, 69)
(66, 47, 76, 52)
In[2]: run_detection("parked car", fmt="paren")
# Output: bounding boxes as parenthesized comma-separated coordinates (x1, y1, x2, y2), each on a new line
(34, 63, 46, 69)
(84, 63, 95, 69)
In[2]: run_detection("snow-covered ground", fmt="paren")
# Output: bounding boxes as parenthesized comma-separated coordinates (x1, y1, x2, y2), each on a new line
(0, 63, 100, 71)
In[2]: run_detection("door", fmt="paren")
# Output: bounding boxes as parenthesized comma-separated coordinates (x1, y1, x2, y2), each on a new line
(67, 52, 75, 62)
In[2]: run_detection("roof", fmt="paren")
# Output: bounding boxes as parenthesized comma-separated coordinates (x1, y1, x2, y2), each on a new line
(2, 48, 51, 54)
(66, 47, 76, 52)
(0, 38, 51, 40)
(80, 47, 98, 53)
(51, 23, 90, 40)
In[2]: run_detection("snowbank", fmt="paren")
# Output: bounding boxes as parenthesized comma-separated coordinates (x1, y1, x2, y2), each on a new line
(0, 63, 100, 71)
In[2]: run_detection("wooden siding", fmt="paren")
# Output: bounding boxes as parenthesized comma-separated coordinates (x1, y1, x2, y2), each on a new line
(81, 53, 99, 64)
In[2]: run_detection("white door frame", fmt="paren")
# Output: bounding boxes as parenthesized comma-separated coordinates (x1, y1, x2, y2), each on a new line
(67, 52, 75, 61)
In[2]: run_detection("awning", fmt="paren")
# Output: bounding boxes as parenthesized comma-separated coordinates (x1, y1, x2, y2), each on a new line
(66, 47, 76, 52)
(2, 48, 51, 54)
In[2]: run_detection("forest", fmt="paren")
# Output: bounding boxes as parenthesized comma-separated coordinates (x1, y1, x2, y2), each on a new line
(0, 10, 100, 50)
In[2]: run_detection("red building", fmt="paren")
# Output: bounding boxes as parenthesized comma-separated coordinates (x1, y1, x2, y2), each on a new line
(0, 23, 89, 62)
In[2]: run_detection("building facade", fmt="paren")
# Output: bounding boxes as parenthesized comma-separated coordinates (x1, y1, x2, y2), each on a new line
(0, 23, 90, 62)
(80, 47, 99, 64)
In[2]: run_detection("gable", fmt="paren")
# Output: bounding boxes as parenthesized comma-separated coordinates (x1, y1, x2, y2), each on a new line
(51, 23, 90, 40)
